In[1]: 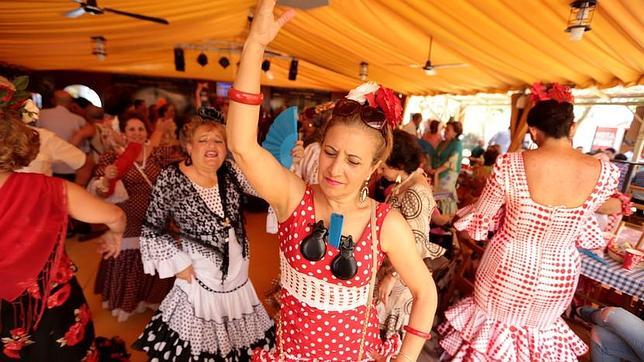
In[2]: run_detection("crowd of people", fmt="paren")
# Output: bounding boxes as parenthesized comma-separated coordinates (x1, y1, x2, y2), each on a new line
(1, 1, 642, 361)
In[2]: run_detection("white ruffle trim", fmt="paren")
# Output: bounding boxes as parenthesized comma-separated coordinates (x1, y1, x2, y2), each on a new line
(143, 250, 192, 279)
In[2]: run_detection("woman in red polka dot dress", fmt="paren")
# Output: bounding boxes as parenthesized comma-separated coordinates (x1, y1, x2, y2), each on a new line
(226, 2, 438, 361)
(438, 86, 621, 361)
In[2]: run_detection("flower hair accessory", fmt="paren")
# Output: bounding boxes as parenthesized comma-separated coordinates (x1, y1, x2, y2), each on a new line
(345, 82, 403, 128)
(530, 82, 574, 104)
(21, 100, 39, 124)
(0, 75, 31, 119)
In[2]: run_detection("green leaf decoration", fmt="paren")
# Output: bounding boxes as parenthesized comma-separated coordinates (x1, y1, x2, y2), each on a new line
(13, 90, 29, 100)
(12, 76, 29, 91)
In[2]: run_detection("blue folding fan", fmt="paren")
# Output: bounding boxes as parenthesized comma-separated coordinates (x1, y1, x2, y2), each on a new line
(262, 106, 298, 168)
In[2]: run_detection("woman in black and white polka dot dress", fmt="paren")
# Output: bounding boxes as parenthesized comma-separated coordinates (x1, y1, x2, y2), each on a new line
(133, 117, 274, 361)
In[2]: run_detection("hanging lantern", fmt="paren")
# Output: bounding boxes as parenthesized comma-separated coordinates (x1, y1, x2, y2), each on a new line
(565, 0, 598, 41)
(359, 62, 368, 81)
(91, 36, 106, 61)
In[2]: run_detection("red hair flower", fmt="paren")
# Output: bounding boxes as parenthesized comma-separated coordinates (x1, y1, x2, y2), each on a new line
(548, 83, 574, 103)
(0, 76, 30, 111)
(530, 82, 574, 104)
(0, 77, 16, 103)
(346, 82, 403, 128)
(374, 86, 403, 128)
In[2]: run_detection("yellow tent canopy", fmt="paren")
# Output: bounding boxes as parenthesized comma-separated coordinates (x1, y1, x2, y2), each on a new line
(0, 0, 642, 94)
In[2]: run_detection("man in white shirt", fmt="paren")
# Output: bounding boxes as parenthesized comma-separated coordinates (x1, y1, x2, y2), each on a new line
(38, 90, 88, 179)
(401, 113, 422, 137)
(17, 100, 87, 176)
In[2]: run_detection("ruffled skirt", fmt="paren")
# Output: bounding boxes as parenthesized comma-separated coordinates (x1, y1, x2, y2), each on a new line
(133, 282, 275, 361)
(438, 297, 587, 362)
(94, 248, 174, 322)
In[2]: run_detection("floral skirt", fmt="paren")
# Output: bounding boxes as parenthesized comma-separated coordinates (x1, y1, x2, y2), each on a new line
(437, 171, 459, 215)
(1, 276, 97, 361)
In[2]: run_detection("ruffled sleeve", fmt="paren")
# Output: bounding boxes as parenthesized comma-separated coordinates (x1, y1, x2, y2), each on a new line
(140, 166, 191, 278)
(576, 161, 621, 249)
(454, 154, 508, 241)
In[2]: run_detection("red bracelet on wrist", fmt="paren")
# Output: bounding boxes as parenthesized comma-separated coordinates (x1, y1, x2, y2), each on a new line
(228, 88, 264, 106)
(403, 325, 432, 340)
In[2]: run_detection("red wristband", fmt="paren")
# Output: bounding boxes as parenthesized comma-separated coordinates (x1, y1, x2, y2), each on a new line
(403, 325, 431, 340)
(228, 88, 264, 105)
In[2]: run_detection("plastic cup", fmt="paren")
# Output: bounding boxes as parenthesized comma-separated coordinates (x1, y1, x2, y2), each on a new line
(622, 249, 644, 270)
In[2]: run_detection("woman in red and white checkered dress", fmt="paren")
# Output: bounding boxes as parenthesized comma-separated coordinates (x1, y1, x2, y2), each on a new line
(439, 93, 620, 361)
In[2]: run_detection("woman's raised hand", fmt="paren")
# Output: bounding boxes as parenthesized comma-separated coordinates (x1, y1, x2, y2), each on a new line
(247, 0, 295, 48)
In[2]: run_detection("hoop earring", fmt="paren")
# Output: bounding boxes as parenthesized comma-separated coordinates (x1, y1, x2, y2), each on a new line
(359, 178, 369, 204)
(185, 155, 193, 166)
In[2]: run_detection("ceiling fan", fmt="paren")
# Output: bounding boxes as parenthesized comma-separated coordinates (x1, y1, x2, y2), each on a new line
(388, 36, 468, 76)
(64, 0, 169, 25)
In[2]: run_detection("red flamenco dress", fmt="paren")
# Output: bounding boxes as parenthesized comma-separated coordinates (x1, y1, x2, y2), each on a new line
(0, 173, 97, 361)
(254, 186, 400, 361)
(439, 153, 619, 361)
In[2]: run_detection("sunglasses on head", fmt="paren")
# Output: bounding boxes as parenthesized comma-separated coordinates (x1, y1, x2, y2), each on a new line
(332, 99, 387, 134)
(300, 220, 358, 280)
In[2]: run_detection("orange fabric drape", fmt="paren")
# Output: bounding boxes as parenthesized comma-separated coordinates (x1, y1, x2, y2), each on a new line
(0, 1, 642, 95)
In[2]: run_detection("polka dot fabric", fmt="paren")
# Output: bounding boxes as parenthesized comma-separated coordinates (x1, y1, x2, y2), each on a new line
(255, 186, 401, 361)
(439, 153, 620, 361)
(94, 147, 178, 317)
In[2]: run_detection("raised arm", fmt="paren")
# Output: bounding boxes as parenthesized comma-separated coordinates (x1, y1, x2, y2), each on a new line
(65, 181, 126, 259)
(226, 0, 302, 220)
(380, 210, 437, 361)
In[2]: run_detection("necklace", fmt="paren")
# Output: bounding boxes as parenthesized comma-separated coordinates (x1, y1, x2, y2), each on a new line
(135, 144, 148, 169)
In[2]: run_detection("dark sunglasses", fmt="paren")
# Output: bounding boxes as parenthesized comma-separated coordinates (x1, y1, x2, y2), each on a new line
(332, 99, 387, 133)
(300, 220, 358, 280)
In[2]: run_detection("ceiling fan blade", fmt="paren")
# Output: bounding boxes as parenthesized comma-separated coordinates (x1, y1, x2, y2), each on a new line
(432, 63, 469, 69)
(103, 7, 169, 25)
(383, 64, 423, 68)
(64, 7, 86, 18)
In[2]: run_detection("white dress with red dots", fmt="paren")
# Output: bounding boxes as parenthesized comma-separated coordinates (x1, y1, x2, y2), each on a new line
(438, 153, 620, 361)
(254, 186, 401, 361)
